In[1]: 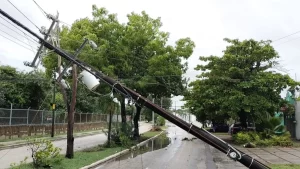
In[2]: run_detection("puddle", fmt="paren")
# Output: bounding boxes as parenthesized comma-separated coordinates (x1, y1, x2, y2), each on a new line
(115, 133, 171, 161)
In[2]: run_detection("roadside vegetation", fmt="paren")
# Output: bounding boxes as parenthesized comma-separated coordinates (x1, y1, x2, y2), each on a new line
(271, 164, 300, 169)
(10, 128, 166, 169)
(232, 117, 293, 147)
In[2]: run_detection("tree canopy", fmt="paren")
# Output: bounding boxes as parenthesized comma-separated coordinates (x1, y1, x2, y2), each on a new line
(0, 65, 58, 109)
(184, 38, 299, 127)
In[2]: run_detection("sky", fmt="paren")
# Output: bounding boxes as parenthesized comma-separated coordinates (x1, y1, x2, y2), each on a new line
(0, 0, 300, 108)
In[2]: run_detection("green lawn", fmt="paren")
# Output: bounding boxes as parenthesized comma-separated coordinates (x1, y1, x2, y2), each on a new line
(11, 147, 122, 169)
(11, 130, 163, 169)
(271, 164, 300, 169)
(141, 131, 162, 138)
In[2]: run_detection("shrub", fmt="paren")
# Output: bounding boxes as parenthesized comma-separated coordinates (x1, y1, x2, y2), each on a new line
(26, 138, 61, 168)
(270, 132, 293, 147)
(119, 132, 131, 148)
(10, 157, 28, 169)
(233, 131, 293, 147)
(156, 116, 166, 126)
(255, 139, 274, 146)
(234, 132, 252, 144)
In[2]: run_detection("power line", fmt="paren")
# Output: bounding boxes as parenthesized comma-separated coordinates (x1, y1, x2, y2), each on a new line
(0, 28, 33, 48)
(0, 20, 39, 45)
(32, 0, 47, 17)
(6, 0, 40, 30)
(0, 33, 32, 51)
(272, 30, 300, 43)
(274, 36, 300, 47)
(0, 15, 38, 43)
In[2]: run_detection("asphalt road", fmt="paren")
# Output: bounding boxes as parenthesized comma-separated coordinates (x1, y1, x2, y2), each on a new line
(96, 121, 246, 169)
(0, 122, 152, 169)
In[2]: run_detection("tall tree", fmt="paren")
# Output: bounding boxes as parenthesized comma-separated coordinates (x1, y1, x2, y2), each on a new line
(42, 5, 195, 139)
(184, 38, 299, 128)
(120, 11, 194, 138)
(0, 65, 51, 109)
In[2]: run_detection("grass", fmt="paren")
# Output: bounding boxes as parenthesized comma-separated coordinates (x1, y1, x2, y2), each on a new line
(160, 125, 167, 130)
(11, 147, 122, 169)
(141, 131, 162, 138)
(10, 129, 163, 169)
(292, 139, 300, 147)
(271, 164, 300, 169)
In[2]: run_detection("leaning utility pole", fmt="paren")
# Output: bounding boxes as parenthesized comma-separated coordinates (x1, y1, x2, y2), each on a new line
(65, 39, 89, 158)
(26, 13, 59, 68)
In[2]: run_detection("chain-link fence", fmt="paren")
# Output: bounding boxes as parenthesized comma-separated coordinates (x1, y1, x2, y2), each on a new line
(0, 108, 109, 126)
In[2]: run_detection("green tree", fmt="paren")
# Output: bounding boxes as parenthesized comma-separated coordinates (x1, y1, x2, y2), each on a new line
(120, 11, 194, 138)
(0, 65, 52, 109)
(184, 38, 299, 128)
(42, 5, 195, 139)
(143, 97, 172, 122)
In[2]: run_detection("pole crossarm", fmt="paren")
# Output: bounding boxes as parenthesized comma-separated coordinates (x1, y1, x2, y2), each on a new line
(0, 8, 270, 169)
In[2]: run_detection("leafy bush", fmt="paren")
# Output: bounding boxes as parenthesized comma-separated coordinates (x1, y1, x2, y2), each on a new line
(233, 132, 253, 144)
(256, 117, 285, 136)
(255, 139, 274, 146)
(270, 132, 293, 147)
(10, 157, 28, 169)
(119, 132, 131, 148)
(156, 116, 165, 126)
(26, 138, 62, 168)
(233, 131, 293, 147)
(104, 123, 134, 147)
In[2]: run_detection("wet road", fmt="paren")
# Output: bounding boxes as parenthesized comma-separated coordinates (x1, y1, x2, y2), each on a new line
(96, 121, 245, 169)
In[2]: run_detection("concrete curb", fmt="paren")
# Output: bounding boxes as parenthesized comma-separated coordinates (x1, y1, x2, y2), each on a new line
(80, 130, 165, 169)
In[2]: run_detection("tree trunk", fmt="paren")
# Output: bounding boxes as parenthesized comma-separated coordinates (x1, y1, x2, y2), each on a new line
(238, 109, 247, 129)
(120, 96, 126, 132)
(133, 104, 142, 139)
(65, 64, 77, 159)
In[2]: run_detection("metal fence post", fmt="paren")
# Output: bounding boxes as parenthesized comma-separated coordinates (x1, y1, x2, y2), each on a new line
(64, 112, 66, 124)
(9, 103, 12, 126)
(27, 107, 30, 125)
(86, 113, 88, 123)
(80, 113, 82, 123)
(41, 110, 44, 124)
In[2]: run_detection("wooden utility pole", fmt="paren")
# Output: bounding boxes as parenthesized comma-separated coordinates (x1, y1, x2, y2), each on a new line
(66, 64, 77, 158)
(65, 39, 88, 159)
(107, 103, 114, 147)
(51, 71, 56, 137)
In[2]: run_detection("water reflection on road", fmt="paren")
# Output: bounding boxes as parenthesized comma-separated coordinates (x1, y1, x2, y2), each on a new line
(96, 122, 208, 169)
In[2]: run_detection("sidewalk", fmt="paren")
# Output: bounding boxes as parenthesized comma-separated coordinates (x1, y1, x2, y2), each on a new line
(0, 122, 152, 169)
(0, 130, 102, 150)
